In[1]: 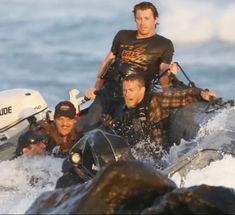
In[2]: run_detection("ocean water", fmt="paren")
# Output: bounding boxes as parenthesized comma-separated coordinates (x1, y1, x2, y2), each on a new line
(1, 0, 235, 108)
(0, 0, 235, 213)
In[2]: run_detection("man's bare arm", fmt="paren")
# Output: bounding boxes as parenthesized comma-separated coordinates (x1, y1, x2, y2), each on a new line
(86, 52, 115, 100)
(94, 52, 115, 90)
(159, 62, 179, 90)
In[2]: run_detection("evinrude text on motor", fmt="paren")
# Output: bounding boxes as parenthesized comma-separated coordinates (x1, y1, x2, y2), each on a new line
(0, 89, 50, 160)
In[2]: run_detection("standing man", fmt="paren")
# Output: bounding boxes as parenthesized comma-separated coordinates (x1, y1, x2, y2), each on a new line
(81, 1, 178, 131)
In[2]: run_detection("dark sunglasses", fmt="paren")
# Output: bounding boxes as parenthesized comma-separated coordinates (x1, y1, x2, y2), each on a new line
(28, 136, 49, 145)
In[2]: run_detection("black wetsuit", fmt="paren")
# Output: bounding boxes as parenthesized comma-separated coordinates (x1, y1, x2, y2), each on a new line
(110, 94, 152, 146)
(78, 30, 174, 131)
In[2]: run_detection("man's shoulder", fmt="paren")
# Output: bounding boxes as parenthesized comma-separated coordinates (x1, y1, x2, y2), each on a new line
(116, 29, 136, 37)
(151, 88, 201, 98)
(154, 34, 173, 44)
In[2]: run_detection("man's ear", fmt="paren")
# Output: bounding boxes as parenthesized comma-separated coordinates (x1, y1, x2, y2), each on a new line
(155, 17, 158, 26)
(141, 86, 146, 94)
(22, 147, 30, 155)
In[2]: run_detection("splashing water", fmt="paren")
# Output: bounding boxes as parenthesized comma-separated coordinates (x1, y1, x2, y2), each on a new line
(0, 156, 63, 214)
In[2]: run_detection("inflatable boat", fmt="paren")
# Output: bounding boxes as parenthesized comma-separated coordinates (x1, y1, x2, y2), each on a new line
(0, 88, 234, 180)
(61, 89, 235, 187)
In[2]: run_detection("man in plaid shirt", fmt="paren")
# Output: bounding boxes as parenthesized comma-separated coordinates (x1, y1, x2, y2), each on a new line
(108, 73, 216, 151)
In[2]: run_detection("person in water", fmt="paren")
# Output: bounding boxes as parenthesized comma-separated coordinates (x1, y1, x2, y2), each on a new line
(78, 1, 179, 131)
(15, 129, 49, 157)
(38, 101, 83, 157)
(105, 73, 216, 151)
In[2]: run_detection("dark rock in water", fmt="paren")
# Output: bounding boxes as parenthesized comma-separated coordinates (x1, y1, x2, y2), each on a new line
(143, 185, 235, 214)
(25, 160, 235, 214)
(25, 160, 176, 214)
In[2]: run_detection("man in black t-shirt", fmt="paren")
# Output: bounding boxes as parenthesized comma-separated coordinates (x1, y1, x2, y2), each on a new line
(78, 1, 178, 131)
(109, 29, 174, 88)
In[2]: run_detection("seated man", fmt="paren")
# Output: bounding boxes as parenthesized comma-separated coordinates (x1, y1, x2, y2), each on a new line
(15, 129, 48, 157)
(106, 73, 216, 152)
(38, 101, 83, 157)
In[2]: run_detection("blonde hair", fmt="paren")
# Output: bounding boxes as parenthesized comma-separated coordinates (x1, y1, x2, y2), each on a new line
(123, 73, 146, 87)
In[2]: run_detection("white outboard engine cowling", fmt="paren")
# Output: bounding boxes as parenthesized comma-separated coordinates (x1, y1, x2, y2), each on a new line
(0, 88, 49, 160)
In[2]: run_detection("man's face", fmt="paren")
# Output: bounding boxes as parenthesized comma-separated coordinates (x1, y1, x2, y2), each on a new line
(135, 9, 157, 37)
(55, 116, 76, 137)
(123, 80, 146, 108)
(24, 142, 46, 156)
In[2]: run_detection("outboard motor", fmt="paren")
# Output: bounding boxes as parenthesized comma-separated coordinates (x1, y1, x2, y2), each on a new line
(56, 129, 134, 188)
(0, 88, 49, 160)
(69, 129, 134, 175)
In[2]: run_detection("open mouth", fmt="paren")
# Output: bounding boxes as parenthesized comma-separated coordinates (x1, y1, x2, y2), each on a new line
(126, 98, 133, 103)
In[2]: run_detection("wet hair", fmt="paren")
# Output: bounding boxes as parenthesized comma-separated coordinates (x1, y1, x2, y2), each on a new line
(123, 73, 146, 88)
(133, 1, 159, 18)
(15, 129, 48, 157)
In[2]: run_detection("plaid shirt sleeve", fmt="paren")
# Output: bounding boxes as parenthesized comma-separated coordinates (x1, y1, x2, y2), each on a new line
(149, 88, 203, 123)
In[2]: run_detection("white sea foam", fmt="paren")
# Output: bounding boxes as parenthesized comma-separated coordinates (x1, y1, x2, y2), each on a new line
(170, 155, 235, 190)
(0, 156, 63, 214)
